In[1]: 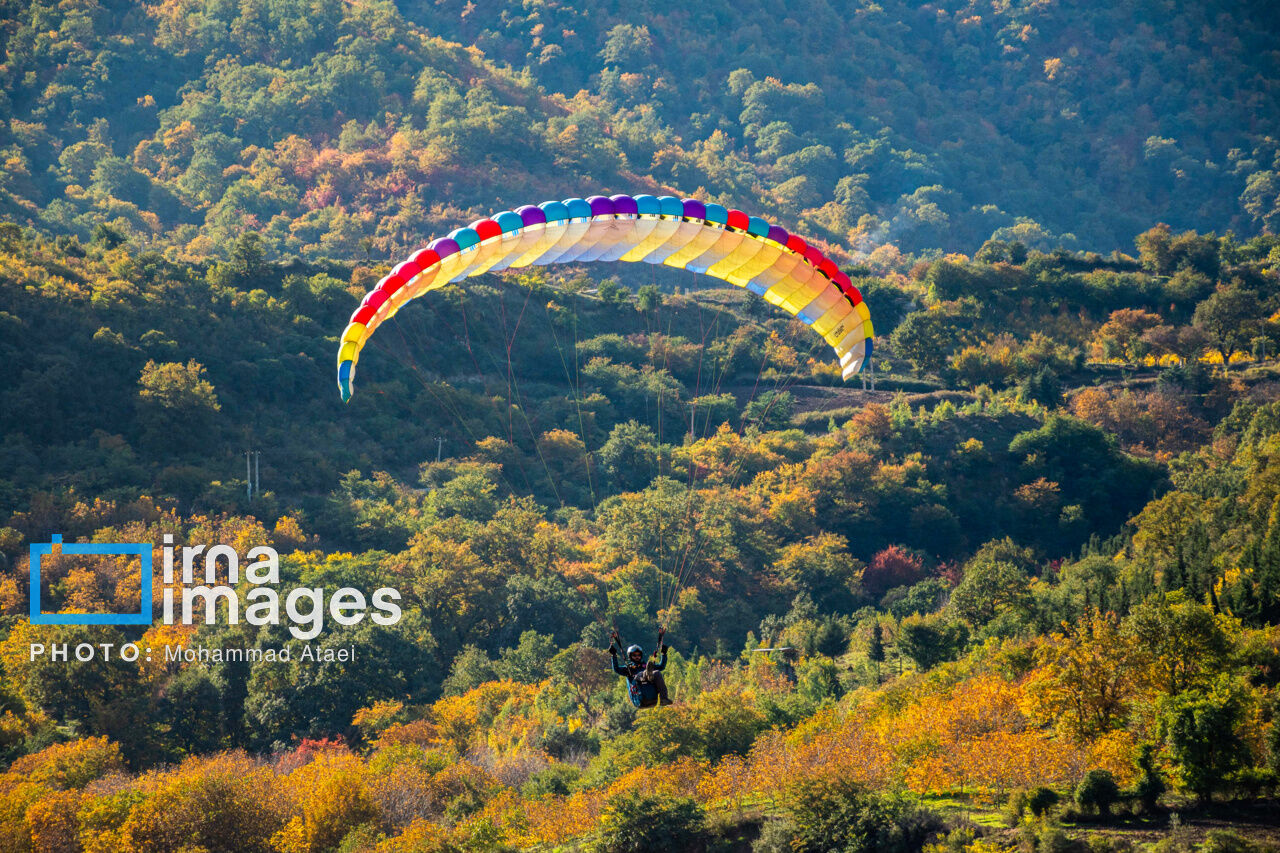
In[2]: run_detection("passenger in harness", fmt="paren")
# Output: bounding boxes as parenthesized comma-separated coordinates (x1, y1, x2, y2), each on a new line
(609, 628, 672, 708)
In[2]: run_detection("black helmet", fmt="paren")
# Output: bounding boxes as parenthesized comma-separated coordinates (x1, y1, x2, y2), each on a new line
(626, 644, 643, 658)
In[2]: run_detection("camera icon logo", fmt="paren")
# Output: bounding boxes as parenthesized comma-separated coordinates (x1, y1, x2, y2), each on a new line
(29, 534, 153, 625)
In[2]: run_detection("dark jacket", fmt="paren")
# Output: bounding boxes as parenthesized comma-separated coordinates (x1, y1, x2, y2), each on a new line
(610, 648, 666, 682)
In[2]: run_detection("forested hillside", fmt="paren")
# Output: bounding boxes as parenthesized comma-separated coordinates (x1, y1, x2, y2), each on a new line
(3, 0, 1280, 851)
(3, 219, 1280, 850)
(1, 0, 1279, 261)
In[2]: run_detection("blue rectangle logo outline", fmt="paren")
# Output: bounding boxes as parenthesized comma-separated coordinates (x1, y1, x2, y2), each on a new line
(29, 535, 153, 625)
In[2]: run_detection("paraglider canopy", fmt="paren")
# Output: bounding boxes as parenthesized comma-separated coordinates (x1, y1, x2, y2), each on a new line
(336, 192, 874, 403)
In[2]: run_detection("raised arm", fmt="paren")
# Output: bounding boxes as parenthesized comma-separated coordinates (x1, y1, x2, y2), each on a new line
(652, 628, 669, 671)
(608, 630, 630, 677)
(609, 647, 631, 677)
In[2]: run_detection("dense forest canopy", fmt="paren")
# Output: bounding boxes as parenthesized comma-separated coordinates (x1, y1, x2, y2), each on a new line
(1, 0, 1279, 262)
(2, 1, 1280, 851)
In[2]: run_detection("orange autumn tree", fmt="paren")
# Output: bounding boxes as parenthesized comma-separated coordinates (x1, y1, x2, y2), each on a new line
(1023, 609, 1138, 742)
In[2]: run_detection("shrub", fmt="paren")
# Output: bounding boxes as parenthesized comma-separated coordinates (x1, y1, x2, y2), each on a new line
(1198, 830, 1265, 853)
(1038, 826, 1073, 853)
(1075, 769, 1120, 817)
(753, 817, 800, 853)
(7, 737, 124, 789)
(594, 791, 705, 853)
(1003, 789, 1028, 826)
(1027, 786, 1061, 817)
(120, 752, 288, 851)
(521, 764, 582, 799)
(769, 776, 943, 853)
(1131, 743, 1165, 812)
(1226, 767, 1275, 800)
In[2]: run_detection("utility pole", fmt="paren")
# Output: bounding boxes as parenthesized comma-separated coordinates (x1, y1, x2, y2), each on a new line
(245, 450, 261, 500)
(434, 437, 446, 463)
(862, 357, 876, 391)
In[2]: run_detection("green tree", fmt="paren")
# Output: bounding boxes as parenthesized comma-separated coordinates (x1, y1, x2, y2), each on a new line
(1008, 415, 1161, 534)
(774, 534, 864, 614)
(1268, 694, 1280, 775)
(1241, 171, 1280, 234)
(0, 221, 24, 251)
(883, 578, 949, 619)
(896, 612, 969, 671)
(504, 575, 590, 647)
(138, 359, 220, 414)
(242, 625, 417, 747)
(597, 277, 629, 305)
(692, 687, 769, 760)
(91, 222, 125, 248)
(599, 24, 655, 68)
(442, 645, 498, 696)
(867, 621, 885, 681)
(597, 421, 660, 491)
(925, 260, 977, 301)
(636, 283, 663, 312)
(689, 393, 737, 434)
(812, 618, 848, 657)
(1016, 366, 1062, 409)
(5, 625, 159, 764)
(137, 359, 222, 452)
(949, 544, 1032, 628)
(1136, 223, 1175, 275)
(890, 310, 952, 375)
(229, 231, 269, 283)
(428, 470, 499, 522)
(1193, 285, 1264, 369)
(607, 709, 705, 770)
(158, 667, 225, 759)
(743, 390, 794, 431)
(1075, 769, 1120, 817)
(90, 156, 151, 205)
(792, 657, 844, 704)
(1160, 687, 1249, 802)
(975, 239, 1010, 264)
(496, 630, 558, 680)
(1122, 591, 1232, 696)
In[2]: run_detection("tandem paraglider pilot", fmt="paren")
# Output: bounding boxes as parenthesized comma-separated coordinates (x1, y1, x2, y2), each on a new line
(609, 628, 673, 708)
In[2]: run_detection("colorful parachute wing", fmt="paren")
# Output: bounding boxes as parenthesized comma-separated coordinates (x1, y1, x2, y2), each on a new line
(337, 194, 873, 401)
